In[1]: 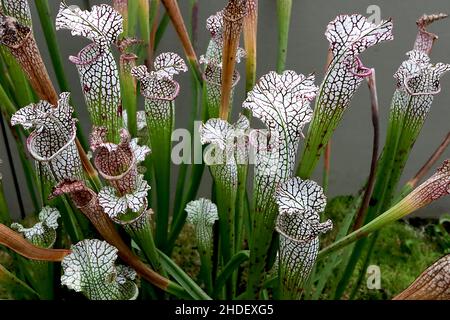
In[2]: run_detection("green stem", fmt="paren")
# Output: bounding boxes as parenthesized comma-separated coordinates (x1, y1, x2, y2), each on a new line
(147, 0, 160, 65)
(382, 118, 422, 209)
(35, 0, 70, 94)
(319, 199, 413, 259)
(235, 165, 248, 251)
(52, 190, 85, 243)
(173, 159, 188, 221)
(333, 235, 367, 299)
(168, 162, 205, 253)
(165, 282, 193, 300)
(154, 13, 170, 51)
(333, 96, 415, 298)
(168, 64, 206, 255)
(349, 231, 379, 299)
(127, 0, 139, 37)
(0, 81, 17, 115)
(210, 165, 237, 298)
(149, 0, 160, 35)
(212, 167, 236, 264)
(119, 56, 138, 137)
(169, 113, 205, 254)
(310, 193, 363, 300)
(172, 0, 200, 224)
(0, 178, 11, 225)
(322, 143, 331, 193)
(0, 94, 29, 219)
(125, 217, 164, 274)
(345, 118, 421, 298)
(0, 49, 33, 107)
(138, 0, 151, 64)
(276, 0, 292, 73)
(145, 101, 174, 251)
(158, 249, 212, 300)
(245, 205, 278, 299)
(0, 264, 40, 300)
(40, 175, 86, 242)
(297, 109, 343, 179)
(13, 128, 40, 211)
(0, 75, 39, 211)
(199, 250, 213, 295)
(213, 250, 249, 298)
(20, 258, 54, 300)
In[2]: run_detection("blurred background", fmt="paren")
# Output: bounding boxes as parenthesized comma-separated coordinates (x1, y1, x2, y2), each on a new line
(1, 0, 450, 220)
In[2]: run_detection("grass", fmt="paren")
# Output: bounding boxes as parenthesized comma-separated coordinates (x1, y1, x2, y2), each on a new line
(319, 195, 445, 299)
(351, 221, 442, 299)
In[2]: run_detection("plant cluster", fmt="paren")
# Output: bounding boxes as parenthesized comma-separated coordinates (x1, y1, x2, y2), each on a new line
(0, 0, 449, 300)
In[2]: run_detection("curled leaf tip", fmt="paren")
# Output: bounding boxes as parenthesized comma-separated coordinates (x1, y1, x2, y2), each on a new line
(200, 116, 249, 166)
(153, 52, 188, 78)
(50, 179, 94, 208)
(322, 14, 394, 110)
(394, 50, 450, 106)
(325, 14, 394, 57)
(200, 118, 235, 151)
(417, 13, 448, 28)
(276, 177, 332, 238)
(56, 3, 123, 47)
(414, 13, 448, 54)
(11, 206, 61, 248)
(275, 177, 332, 299)
(11, 93, 83, 183)
(185, 199, 218, 267)
(131, 53, 187, 101)
(243, 70, 317, 136)
(98, 174, 150, 222)
(186, 198, 219, 225)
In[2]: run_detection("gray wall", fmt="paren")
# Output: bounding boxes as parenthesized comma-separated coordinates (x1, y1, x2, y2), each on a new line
(1, 0, 450, 220)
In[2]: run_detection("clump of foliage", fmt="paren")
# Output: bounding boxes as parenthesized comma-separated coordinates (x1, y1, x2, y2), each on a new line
(0, 0, 449, 301)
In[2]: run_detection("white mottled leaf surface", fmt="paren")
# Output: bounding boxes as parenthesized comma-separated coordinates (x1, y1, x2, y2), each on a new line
(243, 71, 317, 227)
(11, 206, 60, 248)
(98, 174, 150, 221)
(56, 3, 123, 47)
(393, 50, 450, 120)
(0, 0, 32, 27)
(319, 15, 393, 114)
(61, 239, 138, 300)
(186, 198, 218, 253)
(153, 52, 188, 79)
(11, 93, 83, 183)
(275, 177, 332, 299)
